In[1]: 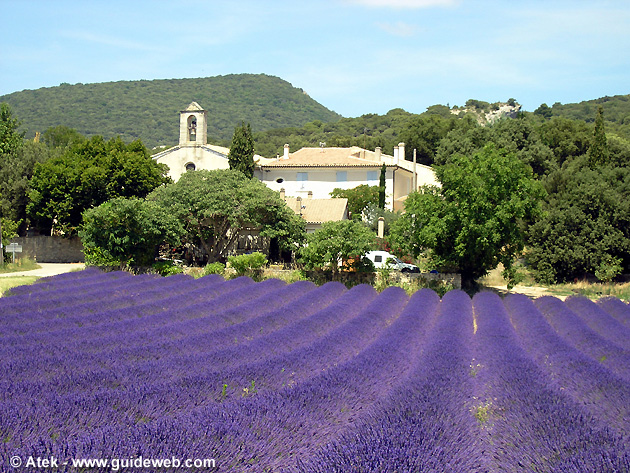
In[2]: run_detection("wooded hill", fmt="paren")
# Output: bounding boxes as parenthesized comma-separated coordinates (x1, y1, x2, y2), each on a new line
(543, 95, 630, 135)
(254, 95, 630, 158)
(0, 74, 341, 149)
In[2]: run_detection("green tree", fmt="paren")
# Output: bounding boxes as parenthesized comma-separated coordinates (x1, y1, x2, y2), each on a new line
(391, 144, 544, 288)
(42, 125, 85, 149)
(0, 141, 56, 234)
(228, 121, 255, 178)
(534, 103, 553, 119)
(330, 184, 379, 219)
(527, 158, 630, 283)
(80, 197, 183, 268)
(28, 136, 170, 234)
(399, 114, 456, 165)
(298, 219, 374, 280)
(0, 103, 24, 156)
(539, 117, 591, 168)
(148, 169, 305, 263)
(378, 163, 386, 209)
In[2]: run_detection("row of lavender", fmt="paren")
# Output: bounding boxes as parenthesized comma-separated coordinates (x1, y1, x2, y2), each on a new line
(1, 269, 629, 472)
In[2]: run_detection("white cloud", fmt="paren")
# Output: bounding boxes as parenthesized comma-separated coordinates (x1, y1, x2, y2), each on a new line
(345, 0, 458, 8)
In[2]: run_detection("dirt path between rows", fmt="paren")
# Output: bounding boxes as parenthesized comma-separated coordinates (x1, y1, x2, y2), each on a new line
(486, 284, 566, 300)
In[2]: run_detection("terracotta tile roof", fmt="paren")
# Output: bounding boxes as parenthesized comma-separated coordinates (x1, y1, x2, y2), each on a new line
(284, 197, 348, 224)
(262, 147, 387, 168)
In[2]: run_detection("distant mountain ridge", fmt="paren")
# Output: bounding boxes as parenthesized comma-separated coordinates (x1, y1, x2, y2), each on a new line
(0, 74, 342, 149)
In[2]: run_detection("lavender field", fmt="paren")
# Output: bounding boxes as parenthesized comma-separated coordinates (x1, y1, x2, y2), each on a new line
(1, 268, 629, 472)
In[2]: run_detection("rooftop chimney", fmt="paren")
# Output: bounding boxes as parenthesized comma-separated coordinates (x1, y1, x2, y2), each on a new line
(375, 147, 382, 162)
(393, 146, 399, 164)
(280, 188, 285, 200)
(283, 144, 290, 160)
(307, 191, 313, 199)
(398, 142, 405, 162)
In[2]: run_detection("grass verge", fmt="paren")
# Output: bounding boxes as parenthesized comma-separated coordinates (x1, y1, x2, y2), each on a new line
(0, 259, 41, 274)
(0, 276, 40, 297)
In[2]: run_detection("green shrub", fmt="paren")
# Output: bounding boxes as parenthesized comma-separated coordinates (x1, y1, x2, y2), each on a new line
(203, 262, 226, 277)
(228, 252, 268, 281)
(152, 260, 184, 277)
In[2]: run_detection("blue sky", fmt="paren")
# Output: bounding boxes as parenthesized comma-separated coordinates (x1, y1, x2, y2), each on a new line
(1, 0, 629, 117)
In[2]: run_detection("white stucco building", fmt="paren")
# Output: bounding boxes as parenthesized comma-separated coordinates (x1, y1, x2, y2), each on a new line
(255, 144, 439, 212)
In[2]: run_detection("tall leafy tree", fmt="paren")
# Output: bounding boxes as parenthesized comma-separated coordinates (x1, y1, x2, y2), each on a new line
(28, 136, 170, 234)
(0, 103, 24, 156)
(399, 114, 457, 165)
(0, 141, 56, 234)
(330, 184, 379, 219)
(0, 103, 26, 262)
(80, 197, 183, 268)
(298, 219, 375, 280)
(391, 144, 544, 288)
(148, 169, 305, 263)
(527, 157, 630, 283)
(228, 121, 255, 178)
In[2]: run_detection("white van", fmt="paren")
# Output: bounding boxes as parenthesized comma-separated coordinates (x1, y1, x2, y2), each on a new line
(365, 251, 419, 273)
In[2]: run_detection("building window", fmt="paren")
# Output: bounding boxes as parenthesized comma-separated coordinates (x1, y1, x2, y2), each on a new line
(297, 172, 308, 188)
(185, 162, 196, 172)
(336, 171, 347, 182)
(188, 115, 197, 142)
(367, 170, 378, 182)
(276, 177, 284, 184)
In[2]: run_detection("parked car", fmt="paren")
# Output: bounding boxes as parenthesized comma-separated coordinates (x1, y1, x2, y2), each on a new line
(365, 251, 419, 273)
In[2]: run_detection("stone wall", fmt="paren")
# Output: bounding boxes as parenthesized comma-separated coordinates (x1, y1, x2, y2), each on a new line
(9, 236, 84, 263)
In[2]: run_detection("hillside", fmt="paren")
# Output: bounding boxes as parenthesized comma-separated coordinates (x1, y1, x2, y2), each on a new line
(546, 94, 630, 139)
(0, 74, 342, 149)
(254, 100, 521, 158)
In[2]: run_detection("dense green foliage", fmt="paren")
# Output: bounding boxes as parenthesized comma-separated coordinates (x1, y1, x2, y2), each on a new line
(80, 197, 182, 268)
(391, 145, 544, 288)
(0, 74, 341, 149)
(228, 122, 255, 178)
(527, 158, 630, 283)
(330, 184, 379, 219)
(0, 103, 24, 156)
(0, 141, 57, 234)
(298, 220, 375, 278)
(0, 105, 39, 235)
(148, 170, 305, 264)
(545, 94, 630, 140)
(28, 136, 170, 234)
(254, 108, 416, 158)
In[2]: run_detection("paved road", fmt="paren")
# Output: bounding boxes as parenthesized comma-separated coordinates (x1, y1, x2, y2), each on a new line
(0, 263, 85, 278)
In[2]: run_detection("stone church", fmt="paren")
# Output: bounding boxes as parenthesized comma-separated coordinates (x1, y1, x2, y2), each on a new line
(151, 102, 231, 181)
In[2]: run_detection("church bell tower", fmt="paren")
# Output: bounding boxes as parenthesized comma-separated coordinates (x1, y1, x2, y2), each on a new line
(179, 102, 207, 146)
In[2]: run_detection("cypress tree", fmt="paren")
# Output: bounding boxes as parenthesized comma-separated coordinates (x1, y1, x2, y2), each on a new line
(378, 163, 386, 209)
(228, 122, 255, 178)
